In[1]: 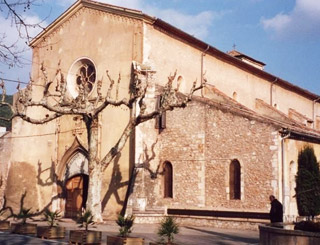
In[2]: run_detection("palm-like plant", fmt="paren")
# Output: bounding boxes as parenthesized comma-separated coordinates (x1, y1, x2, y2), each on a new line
(116, 215, 135, 237)
(14, 208, 33, 224)
(43, 209, 61, 227)
(77, 209, 95, 231)
(158, 216, 179, 244)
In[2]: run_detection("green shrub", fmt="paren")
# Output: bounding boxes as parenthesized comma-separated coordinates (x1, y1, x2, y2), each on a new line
(294, 221, 320, 232)
(296, 145, 320, 220)
(77, 209, 94, 231)
(14, 208, 33, 224)
(158, 216, 179, 244)
(116, 215, 135, 237)
(43, 209, 61, 227)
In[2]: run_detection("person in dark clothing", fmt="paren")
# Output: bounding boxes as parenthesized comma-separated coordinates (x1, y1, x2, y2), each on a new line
(269, 195, 283, 223)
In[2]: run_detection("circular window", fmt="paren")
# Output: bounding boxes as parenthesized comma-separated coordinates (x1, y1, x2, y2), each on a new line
(67, 58, 96, 98)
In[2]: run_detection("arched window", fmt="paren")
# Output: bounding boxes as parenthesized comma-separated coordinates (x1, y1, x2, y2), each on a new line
(230, 159, 241, 200)
(177, 76, 184, 91)
(232, 92, 238, 101)
(163, 161, 173, 198)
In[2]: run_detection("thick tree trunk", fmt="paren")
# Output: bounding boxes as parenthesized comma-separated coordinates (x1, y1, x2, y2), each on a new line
(85, 118, 103, 222)
(87, 164, 103, 222)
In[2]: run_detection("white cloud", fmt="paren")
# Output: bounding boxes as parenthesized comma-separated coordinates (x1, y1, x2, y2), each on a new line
(97, 0, 217, 39)
(93, 0, 142, 10)
(0, 12, 47, 93)
(146, 8, 217, 39)
(261, 13, 291, 33)
(57, 0, 217, 39)
(261, 0, 320, 39)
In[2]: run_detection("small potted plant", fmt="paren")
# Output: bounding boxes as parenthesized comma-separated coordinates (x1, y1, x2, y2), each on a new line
(107, 214, 144, 245)
(37, 209, 66, 239)
(69, 209, 102, 244)
(151, 216, 179, 245)
(11, 207, 37, 235)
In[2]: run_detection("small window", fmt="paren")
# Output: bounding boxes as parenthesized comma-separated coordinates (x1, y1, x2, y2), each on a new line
(230, 159, 241, 200)
(163, 161, 173, 198)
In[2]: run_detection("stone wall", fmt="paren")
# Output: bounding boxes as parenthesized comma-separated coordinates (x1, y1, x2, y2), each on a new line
(131, 97, 280, 228)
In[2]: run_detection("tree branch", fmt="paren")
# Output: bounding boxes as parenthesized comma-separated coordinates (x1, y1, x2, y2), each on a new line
(12, 111, 62, 124)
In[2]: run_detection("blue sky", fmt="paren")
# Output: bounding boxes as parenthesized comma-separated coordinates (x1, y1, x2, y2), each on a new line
(1, 0, 320, 95)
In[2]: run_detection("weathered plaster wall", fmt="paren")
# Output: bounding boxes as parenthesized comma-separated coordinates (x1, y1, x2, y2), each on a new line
(143, 22, 317, 127)
(5, 162, 39, 213)
(282, 139, 320, 221)
(9, 6, 143, 218)
(0, 132, 11, 209)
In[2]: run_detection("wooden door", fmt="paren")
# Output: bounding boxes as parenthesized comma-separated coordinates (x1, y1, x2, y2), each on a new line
(65, 175, 88, 218)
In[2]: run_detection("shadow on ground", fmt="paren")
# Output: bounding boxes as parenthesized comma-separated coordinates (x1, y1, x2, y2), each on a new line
(184, 226, 259, 244)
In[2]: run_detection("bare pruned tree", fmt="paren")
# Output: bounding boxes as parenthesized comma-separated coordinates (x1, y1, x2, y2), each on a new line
(0, 0, 45, 67)
(0, 61, 205, 221)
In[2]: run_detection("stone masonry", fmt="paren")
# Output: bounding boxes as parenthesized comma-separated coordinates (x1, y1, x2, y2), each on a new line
(131, 95, 280, 229)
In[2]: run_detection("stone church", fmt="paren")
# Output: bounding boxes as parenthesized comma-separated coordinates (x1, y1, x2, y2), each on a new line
(2, 0, 320, 229)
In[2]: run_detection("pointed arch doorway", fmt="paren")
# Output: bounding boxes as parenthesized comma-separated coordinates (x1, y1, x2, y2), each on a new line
(65, 174, 88, 218)
(64, 151, 89, 218)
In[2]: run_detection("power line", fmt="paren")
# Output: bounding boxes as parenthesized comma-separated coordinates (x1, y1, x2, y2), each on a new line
(1, 127, 86, 139)
(0, 77, 28, 84)
(0, 77, 44, 87)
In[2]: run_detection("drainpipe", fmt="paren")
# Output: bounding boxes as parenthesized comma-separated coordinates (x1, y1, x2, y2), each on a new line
(270, 78, 278, 106)
(280, 129, 290, 222)
(312, 97, 320, 129)
(201, 45, 210, 97)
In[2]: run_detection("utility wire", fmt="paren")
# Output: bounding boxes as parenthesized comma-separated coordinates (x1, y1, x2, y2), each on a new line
(1, 127, 86, 139)
(0, 77, 44, 87)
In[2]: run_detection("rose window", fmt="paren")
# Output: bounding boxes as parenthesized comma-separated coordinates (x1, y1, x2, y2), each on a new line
(67, 58, 96, 98)
(76, 64, 96, 93)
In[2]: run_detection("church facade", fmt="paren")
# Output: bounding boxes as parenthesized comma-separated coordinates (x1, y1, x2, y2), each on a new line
(2, 0, 320, 229)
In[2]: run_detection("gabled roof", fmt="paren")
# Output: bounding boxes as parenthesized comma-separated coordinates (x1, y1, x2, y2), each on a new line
(30, 0, 320, 102)
(30, 0, 155, 47)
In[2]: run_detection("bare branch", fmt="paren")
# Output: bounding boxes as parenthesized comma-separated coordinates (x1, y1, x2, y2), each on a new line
(0, 116, 10, 122)
(116, 73, 121, 100)
(0, 80, 6, 102)
(0, 0, 46, 67)
(13, 111, 62, 124)
(2, 0, 45, 42)
(100, 71, 204, 168)
(106, 70, 115, 99)
(101, 119, 136, 170)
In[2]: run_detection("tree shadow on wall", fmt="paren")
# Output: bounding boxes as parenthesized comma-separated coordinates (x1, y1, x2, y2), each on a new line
(2, 159, 66, 221)
(120, 140, 165, 215)
(37, 159, 70, 198)
(1, 190, 58, 221)
(101, 139, 165, 214)
(101, 153, 129, 212)
(138, 140, 164, 180)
